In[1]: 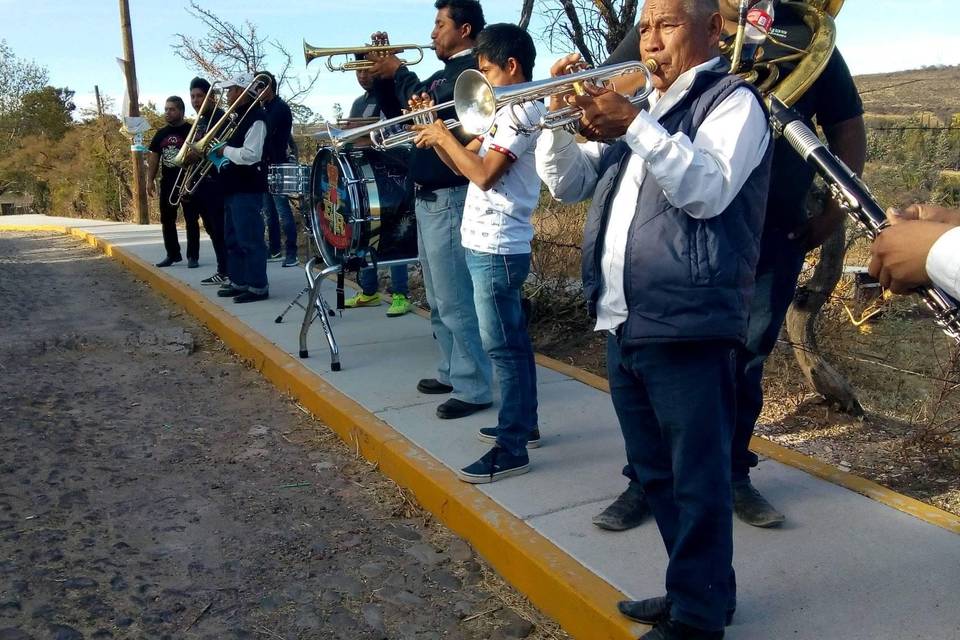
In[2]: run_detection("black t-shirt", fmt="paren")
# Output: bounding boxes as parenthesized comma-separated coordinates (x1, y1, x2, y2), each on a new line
(262, 96, 293, 165)
(149, 122, 192, 190)
(350, 92, 381, 119)
(604, 7, 864, 231)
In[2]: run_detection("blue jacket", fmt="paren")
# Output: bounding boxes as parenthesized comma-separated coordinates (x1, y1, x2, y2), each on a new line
(581, 70, 773, 345)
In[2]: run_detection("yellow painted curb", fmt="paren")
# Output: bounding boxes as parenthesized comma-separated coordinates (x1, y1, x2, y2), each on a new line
(1, 223, 643, 640)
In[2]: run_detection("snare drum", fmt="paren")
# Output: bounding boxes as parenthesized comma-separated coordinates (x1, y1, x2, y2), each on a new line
(309, 146, 417, 268)
(267, 163, 311, 196)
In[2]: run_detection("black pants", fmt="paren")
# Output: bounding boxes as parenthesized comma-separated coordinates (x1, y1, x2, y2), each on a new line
(159, 183, 198, 261)
(183, 185, 227, 275)
(607, 335, 736, 632)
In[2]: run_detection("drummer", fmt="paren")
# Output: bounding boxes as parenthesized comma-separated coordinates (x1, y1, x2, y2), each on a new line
(343, 59, 413, 317)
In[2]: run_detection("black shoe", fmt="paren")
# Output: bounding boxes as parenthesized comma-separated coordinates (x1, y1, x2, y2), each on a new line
(458, 446, 530, 484)
(417, 378, 454, 394)
(155, 256, 182, 267)
(592, 483, 651, 531)
(640, 619, 723, 640)
(733, 479, 785, 528)
(478, 427, 541, 449)
(217, 286, 246, 298)
(187, 258, 199, 268)
(234, 291, 269, 304)
(619, 597, 734, 627)
(201, 273, 229, 286)
(436, 398, 492, 420)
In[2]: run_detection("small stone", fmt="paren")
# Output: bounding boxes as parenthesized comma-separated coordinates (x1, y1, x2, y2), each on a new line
(375, 587, 425, 607)
(0, 601, 20, 615)
(64, 577, 98, 590)
(116, 618, 134, 628)
(326, 574, 363, 598)
(311, 462, 335, 472)
(259, 594, 283, 612)
(0, 628, 32, 640)
(358, 562, 387, 578)
(494, 610, 535, 639)
(388, 524, 421, 541)
(407, 542, 445, 566)
(361, 603, 386, 632)
(248, 425, 269, 437)
(49, 625, 84, 640)
(110, 575, 128, 592)
(447, 539, 473, 563)
(453, 600, 473, 619)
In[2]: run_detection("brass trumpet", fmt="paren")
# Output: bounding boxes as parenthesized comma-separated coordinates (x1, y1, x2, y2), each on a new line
(303, 41, 435, 71)
(453, 60, 659, 136)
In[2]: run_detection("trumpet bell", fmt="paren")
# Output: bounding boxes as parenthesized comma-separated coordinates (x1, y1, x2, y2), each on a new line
(453, 70, 498, 137)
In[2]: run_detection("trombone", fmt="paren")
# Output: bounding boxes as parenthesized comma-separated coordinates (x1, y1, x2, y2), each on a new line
(314, 101, 462, 151)
(169, 73, 272, 205)
(303, 41, 435, 72)
(453, 60, 659, 137)
(168, 84, 224, 207)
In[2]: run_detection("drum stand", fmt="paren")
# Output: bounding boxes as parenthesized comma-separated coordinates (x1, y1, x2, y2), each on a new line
(274, 257, 342, 371)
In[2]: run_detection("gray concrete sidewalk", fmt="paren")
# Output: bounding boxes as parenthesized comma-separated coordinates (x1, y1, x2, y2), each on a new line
(6, 214, 960, 640)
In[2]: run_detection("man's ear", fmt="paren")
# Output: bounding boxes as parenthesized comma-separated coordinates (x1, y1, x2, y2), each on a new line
(460, 22, 472, 40)
(707, 12, 724, 46)
(507, 57, 520, 78)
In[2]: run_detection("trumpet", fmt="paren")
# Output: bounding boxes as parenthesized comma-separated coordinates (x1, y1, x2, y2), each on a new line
(169, 73, 272, 205)
(303, 41, 435, 72)
(453, 60, 659, 136)
(314, 101, 462, 151)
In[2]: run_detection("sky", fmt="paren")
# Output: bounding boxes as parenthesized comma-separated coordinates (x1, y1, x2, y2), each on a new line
(4, 0, 960, 123)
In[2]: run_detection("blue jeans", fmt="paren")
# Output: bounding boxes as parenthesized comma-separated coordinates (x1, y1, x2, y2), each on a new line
(358, 264, 410, 297)
(466, 250, 538, 456)
(224, 192, 269, 294)
(416, 186, 492, 404)
(732, 228, 807, 481)
(607, 335, 736, 632)
(263, 193, 297, 259)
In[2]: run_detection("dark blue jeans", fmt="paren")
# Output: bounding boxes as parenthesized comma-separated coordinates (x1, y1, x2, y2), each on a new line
(358, 264, 410, 297)
(732, 229, 807, 481)
(224, 192, 269, 294)
(466, 250, 538, 456)
(607, 335, 736, 632)
(263, 193, 297, 259)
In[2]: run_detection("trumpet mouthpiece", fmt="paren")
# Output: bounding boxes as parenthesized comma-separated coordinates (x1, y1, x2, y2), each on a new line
(644, 59, 659, 73)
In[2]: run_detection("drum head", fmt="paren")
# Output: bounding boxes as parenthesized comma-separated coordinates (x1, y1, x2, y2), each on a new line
(310, 148, 358, 266)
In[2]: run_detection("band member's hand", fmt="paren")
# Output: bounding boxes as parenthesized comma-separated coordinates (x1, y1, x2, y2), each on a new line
(408, 92, 435, 111)
(147, 181, 156, 198)
(571, 83, 640, 141)
(788, 201, 845, 250)
(547, 53, 584, 112)
(366, 32, 403, 79)
(868, 220, 952, 294)
(370, 31, 390, 46)
(887, 203, 960, 227)
(412, 119, 451, 149)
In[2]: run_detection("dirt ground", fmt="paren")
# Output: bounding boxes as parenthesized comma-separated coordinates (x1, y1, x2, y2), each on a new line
(0, 233, 568, 640)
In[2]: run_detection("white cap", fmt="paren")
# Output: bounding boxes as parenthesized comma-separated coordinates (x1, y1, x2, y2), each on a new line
(221, 72, 254, 89)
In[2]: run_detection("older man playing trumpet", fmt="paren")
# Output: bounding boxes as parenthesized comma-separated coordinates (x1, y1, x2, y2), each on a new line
(535, 0, 772, 637)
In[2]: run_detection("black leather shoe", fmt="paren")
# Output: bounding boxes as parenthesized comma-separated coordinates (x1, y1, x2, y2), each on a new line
(417, 378, 454, 394)
(155, 256, 182, 267)
(234, 291, 269, 304)
(187, 258, 199, 268)
(436, 399, 492, 420)
(593, 483, 650, 531)
(733, 479, 785, 528)
(640, 619, 723, 640)
(217, 286, 246, 298)
(619, 597, 734, 627)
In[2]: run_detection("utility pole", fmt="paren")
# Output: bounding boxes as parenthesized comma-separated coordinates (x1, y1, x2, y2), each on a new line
(118, 0, 149, 225)
(94, 85, 104, 118)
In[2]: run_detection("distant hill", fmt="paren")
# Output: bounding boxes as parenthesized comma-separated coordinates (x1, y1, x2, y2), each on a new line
(854, 65, 960, 123)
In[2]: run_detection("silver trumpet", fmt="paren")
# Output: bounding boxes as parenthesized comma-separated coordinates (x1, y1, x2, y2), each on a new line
(453, 60, 659, 136)
(314, 101, 462, 151)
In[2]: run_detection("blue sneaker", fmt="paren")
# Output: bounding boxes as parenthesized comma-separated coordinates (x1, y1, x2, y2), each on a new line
(477, 427, 541, 449)
(281, 256, 299, 268)
(458, 446, 529, 484)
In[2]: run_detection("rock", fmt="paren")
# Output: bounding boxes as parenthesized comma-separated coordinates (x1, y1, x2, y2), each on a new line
(387, 524, 421, 541)
(0, 628, 32, 640)
(115, 618, 134, 628)
(91, 631, 113, 639)
(259, 594, 283, 612)
(361, 603, 386, 632)
(311, 462, 335, 472)
(453, 600, 473, 619)
(447, 539, 473, 563)
(63, 577, 98, 590)
(49, 625, 84, 640)
(358, 562, 387, 578)
(375, 587, 425, 607)
(109, 575, 128, 592)
(428, 569, 461, 591)
(407, 542, 446, 566)
(325, 574, 363, 598)
(248, 425, 269, 438)
(493, 610, 535, 639)
(0, 601, 20, 615)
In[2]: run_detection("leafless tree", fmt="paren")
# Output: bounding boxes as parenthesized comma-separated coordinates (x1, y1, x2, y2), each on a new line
(535, 0, 639, 66)
(171, 2, 321, 123)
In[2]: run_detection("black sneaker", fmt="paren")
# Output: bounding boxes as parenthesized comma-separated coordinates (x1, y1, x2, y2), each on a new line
(155, 256, 182, 268)
(234, 291, 269, 304)
(592, 483, 651, 531)
(640, 619, 724, 640)
(733, 480, 785, 528)
(217, 285, 246, 298)
(458, 446, 529, 484)
(187, 259, 199, 269)
(267, 251, 283, 263)
(477, 427, 541, 449)
(201, 273, 229, 286)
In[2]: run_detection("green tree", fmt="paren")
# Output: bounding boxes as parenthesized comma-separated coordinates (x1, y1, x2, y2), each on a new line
(17, 86, 76, 140)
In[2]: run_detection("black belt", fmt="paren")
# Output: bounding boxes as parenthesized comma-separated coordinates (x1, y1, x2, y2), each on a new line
(414, 184, 438, 202)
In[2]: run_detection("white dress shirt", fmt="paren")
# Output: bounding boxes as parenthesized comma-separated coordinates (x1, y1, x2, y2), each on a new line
(222, 120, 266, 166)
(927, 226, 960, 301)
(535, 57, 771, 331)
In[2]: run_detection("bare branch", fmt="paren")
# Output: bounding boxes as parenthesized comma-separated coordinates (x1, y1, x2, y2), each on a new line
(519, 0, 536, 29)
